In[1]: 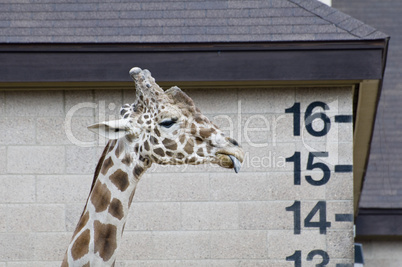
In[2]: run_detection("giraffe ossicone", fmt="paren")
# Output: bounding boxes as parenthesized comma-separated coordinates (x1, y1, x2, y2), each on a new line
(62, 67, 244, 266)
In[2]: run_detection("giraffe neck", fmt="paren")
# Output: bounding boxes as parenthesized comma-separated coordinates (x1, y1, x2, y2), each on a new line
(62, 139, 148, 267)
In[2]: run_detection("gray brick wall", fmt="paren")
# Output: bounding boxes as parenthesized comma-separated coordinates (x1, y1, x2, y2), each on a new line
(0, 86, 354, 266)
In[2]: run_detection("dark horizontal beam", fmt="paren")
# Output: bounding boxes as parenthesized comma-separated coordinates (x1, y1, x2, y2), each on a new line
(356, 208, 402, 236)
(0, 41, 386, 83)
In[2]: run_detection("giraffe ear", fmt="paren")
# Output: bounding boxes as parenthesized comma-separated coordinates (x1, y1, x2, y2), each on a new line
(88, 119, 131, 140)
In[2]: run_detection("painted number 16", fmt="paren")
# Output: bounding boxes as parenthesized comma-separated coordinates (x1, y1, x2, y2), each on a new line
(285, 101, 331, 137)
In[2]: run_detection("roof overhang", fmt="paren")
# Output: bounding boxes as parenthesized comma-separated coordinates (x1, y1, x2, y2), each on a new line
(0, 40, 389, 214)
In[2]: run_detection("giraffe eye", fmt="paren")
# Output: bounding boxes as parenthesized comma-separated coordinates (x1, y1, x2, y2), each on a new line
(159, 119, 176, 128)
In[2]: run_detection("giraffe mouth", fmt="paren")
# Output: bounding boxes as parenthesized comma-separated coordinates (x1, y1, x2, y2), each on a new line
(228, 155, 241, 173)
(216, 152, 243, 173)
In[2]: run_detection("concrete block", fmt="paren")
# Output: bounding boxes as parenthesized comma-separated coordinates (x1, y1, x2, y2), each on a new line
(326, 230, 354, 259)
(327, 201, 354, 230)
(114, 260, 243, 267)
(37, 116, 95, 146)
(210, 172, 269, 201)
(94, 90, 123, 120)
(0, 147, 5, 174)
(181, 202, 239, 230)
(125, 202, 181, 231)
(152, 231, 210, 260)
(0, 117, 36, 145)
(295, 87, 352, 114)
(33, 233, 70, 261)
(326, 172, 353, 200)
(0, 233, 34, 260)
(210, 230, 268, 259)
(0, 175, 35, 203)
(7, 262, 61, 267)
(36, 117, 69, 145)
(242, 113, 296, 145)
(7, 146, 65, 174)
(186, 88, 238, 114)
(267, 230, 326, 260)
(5, 91, 64, 117)
(65, 145, 97, 174)
(135, 173, 209, 202)
(296, 141, 352, 171)
(65, 203, 86, 232)
(117, 232, 155, 260)
(238, 260, 291, 267)
(0, 204, 65, 232)
(267, 172, 326, 200)
(239, 201, 294, 230)
(36, 175, 93, 203)
(239, 143, 295, 172)
(65, 90, 94, 117)
(238, 87, 295, 114)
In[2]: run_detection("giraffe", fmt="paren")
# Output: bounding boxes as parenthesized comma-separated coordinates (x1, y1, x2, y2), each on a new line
(61, 67, 244, 266)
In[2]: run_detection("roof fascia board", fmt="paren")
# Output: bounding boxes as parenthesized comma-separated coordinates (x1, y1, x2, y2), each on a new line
(0, 41, 387, 83)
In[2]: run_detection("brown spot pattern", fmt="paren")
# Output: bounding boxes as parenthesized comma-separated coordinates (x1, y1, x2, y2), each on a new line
(133, 165, 144, 178)
(153, 147, 165, 157)
(115, 140, 124, 158)
(108, 198, 124, 220)
(108, 140, 117, 152)
(94, 221, 117, 262)
(71, 229, 90, 260)
(191, 123, 197, 135)
(196, 148, 204, 157)
(101, 157, 114, 175)
(144, 140, 150, 151)
(199, 127, 213, 138)
(90, 181, 111, 213)
(162, 138, 177, 150)
(109, 169, 129, 192)
(122, 153, 133, 166)
(72, 211, 89, 238)
(154, 127, 161, 137)
(150, 136, 159, 145)
(184, 139, 194, 154)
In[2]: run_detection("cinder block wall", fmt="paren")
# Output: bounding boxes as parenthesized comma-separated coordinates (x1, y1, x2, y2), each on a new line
(0, 87, 354, 266)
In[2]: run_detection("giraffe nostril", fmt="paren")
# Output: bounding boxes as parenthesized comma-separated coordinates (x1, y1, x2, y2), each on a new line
(227, 137, 239, 146)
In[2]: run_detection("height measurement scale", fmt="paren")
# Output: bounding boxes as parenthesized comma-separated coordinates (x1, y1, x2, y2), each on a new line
(281, 96, 354, 267)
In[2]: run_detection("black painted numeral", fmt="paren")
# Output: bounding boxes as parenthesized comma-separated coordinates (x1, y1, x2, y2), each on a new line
(305, 101, 331, 137)
(286, 250, 302, 267)
(304, 201, 331, 234)
(286, 201, 331, 235)
(307, 250, 330, 266)
(286, 101, 331, 137)
(286, 152, 331, 186)
(286, 201, 301, 234)
(285, 102, 301, 136)
(287, 250, 330, 267)
(306, 152, 330, 186)
(286, 152, 301, 185)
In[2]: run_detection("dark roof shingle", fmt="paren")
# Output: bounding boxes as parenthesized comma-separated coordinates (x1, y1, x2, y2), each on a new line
(0, 0, 388, 43)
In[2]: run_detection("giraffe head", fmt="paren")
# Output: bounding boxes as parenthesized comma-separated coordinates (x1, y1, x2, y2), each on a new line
(89, 67, 244, 173)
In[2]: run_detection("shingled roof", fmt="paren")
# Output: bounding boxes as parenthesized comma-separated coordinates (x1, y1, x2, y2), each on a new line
(0, 0, 388, 43)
